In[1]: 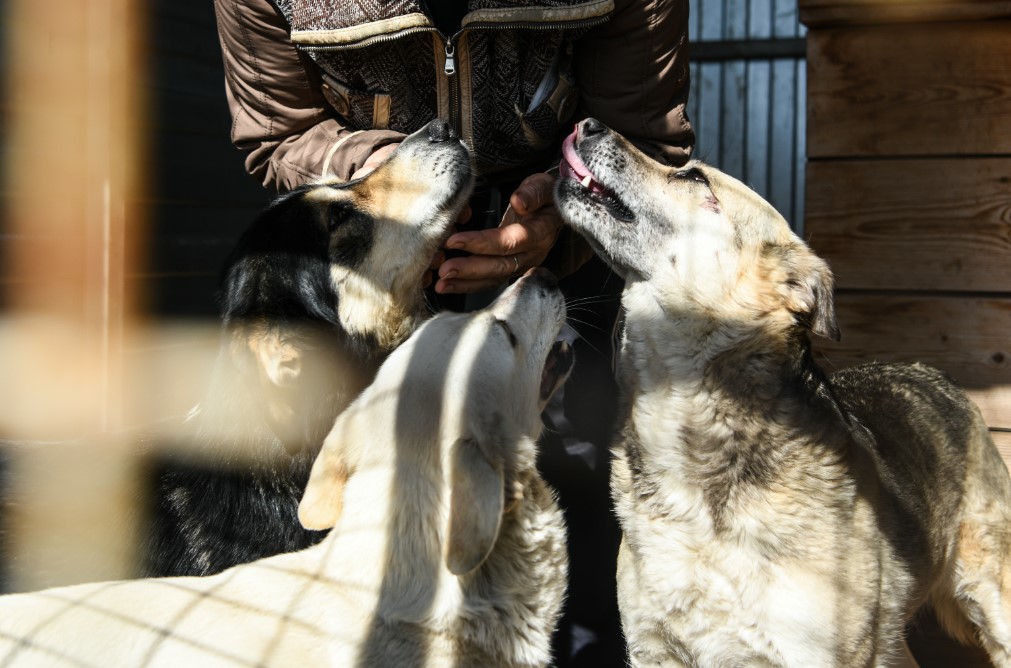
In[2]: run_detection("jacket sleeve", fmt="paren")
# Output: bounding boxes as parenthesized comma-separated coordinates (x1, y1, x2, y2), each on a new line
(573, 0, 695, 167)
(213, 0, 405, 191)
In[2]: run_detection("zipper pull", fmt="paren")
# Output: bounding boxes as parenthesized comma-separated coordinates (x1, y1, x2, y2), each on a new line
(444, 39, 456, 76)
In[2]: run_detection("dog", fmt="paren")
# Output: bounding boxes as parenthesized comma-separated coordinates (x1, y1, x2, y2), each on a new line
(144, 119, 473, 577)
(0, 268, 572, 668)
(554, 118, 1011, 667)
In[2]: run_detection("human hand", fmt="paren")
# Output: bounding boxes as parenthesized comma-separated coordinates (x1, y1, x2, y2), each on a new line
(435, 173, 561, 294)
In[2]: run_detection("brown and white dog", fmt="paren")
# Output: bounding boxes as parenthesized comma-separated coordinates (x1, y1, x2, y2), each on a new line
(555, 118, 1011, 667)
(0, 269, 573, 667)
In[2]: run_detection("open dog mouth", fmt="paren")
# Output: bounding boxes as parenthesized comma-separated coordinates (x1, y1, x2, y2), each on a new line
(540, 339, 574, 402)
(559, 130, 634, 223)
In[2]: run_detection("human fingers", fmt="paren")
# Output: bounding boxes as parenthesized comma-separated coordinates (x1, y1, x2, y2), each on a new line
(436, 252, 522, 292)
(435, 274, 515, 294)
(508, 172, 556, 215)
(444, 223, 530, 256)
(447, 205, 566, 257)
(444, 251, 521, 280)
(496, 206, 565, 266)
(440, 210, 563, 288)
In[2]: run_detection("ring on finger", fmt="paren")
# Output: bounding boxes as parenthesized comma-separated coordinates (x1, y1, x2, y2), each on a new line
(511, 254, 521, 274)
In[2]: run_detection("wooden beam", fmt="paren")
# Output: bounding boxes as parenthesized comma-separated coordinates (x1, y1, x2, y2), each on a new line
(801, 0, 1011, 28)
(691, 38, 807, 61)
(1, 0, 147, 591)
(2, 0, 147, 436)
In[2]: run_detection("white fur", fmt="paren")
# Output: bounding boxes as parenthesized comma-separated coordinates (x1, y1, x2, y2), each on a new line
(557, 121, 1011, 668)
(0, 272, 570, 668)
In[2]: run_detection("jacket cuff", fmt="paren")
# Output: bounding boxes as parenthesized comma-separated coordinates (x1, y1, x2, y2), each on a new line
(327, 129, 406, 180)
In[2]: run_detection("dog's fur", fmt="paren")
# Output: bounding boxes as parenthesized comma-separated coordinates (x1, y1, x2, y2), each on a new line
(145, 120, 473, 577)
(0, 269, 572, 667)
(555, 118, 1011, 667)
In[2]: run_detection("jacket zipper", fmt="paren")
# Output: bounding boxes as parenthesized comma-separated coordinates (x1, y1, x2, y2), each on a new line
(438, 14, 610, 142)
(303, 13, 612, 142)
(444, 36, 460, 133)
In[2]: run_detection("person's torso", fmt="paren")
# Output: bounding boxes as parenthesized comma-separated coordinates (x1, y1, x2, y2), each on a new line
(271, 0, 614, 178)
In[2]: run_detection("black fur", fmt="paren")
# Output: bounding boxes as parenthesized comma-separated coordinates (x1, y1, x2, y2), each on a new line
(144, 186, 385, 577)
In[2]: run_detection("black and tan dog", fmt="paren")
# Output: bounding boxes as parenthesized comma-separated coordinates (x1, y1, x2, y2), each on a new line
(145, 120, 473, 577)
(555, 118, 1011, 667)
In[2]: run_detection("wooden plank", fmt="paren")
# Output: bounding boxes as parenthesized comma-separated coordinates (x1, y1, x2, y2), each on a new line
(690, 38, 807, 61)
(800, 0, 1011, 27)
(813, 294, 1011, 429)
(801, 0, 1010, 10)
(806, 23, 1011, 158)
(687, 62, 702, 148)
(749, 0, 774, 38)
(726, 0, 749, 40)
(793, 59, 807, 235)
(805, 158, 1011, 292)
(697, 62, 723, 165)
(720, 61, 747, 179)
(698, 0, 725, 41)
(688, 0, 700, 41)
(994, 431, 1011, 472)
(774, 0, 801, 37)
(770, 59, 798, 224)
(745, 60, 772, 196)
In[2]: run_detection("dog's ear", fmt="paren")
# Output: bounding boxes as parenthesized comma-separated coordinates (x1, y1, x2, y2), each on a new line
(446, 435, 504, 576)
(298, 430, 353, 530)
(246, 324, 305, 388)
(240, 324, 309, 450)
(784, 247, 841, 342)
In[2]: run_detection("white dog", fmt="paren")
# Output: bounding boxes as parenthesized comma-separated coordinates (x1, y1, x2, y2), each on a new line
(0, 268, 573, 668)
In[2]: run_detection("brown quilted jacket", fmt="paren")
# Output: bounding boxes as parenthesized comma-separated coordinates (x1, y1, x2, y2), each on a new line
(214, 0, 694, 191)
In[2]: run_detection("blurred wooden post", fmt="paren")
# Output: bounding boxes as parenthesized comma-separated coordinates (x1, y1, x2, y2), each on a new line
(1, 0, 147, 590)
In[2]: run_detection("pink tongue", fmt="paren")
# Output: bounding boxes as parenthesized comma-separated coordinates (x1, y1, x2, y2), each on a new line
(559, 130, 606, 194)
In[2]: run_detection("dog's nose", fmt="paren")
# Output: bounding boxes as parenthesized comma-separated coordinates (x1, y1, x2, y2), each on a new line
(528, 266, 559, 289)
(427, 119, 455, 142)
(576, 118, 606, 142)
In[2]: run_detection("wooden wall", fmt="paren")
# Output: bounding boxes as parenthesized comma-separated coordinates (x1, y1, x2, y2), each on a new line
(800, 3, 1011, 460)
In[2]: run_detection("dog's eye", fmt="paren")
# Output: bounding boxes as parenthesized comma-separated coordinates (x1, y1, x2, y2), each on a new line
(326, 201, 353, 232)
(495, 318, 518, 348)
(673, 167, 709, 186)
